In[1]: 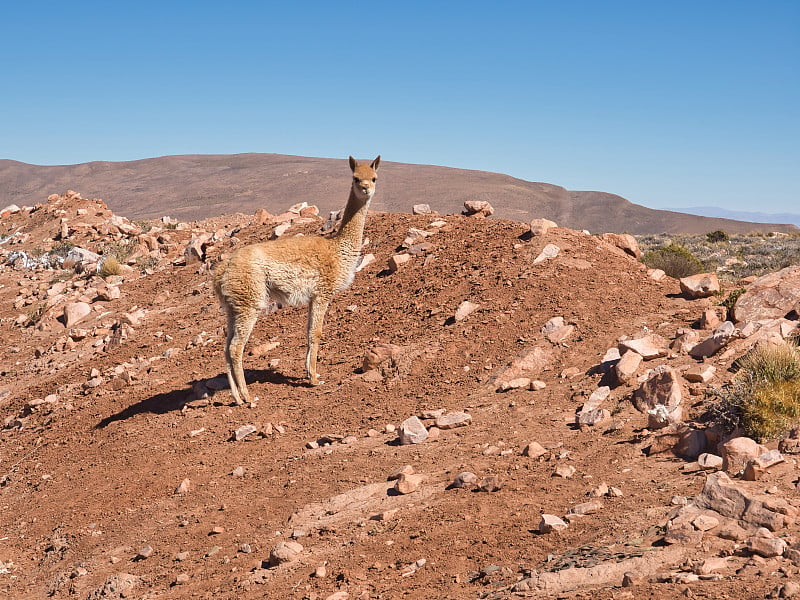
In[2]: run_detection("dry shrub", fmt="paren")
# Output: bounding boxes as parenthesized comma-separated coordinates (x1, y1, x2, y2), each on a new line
(728, 341, 800, 441)
(642, 244, 704, 278)
(739, 380, 800, 442)
(99, 256, 123, 279)
(734, 341, 800, 385)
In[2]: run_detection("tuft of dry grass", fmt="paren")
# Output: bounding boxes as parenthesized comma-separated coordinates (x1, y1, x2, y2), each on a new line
(99, 256, 123, 279)
(718, 341, 800, 442)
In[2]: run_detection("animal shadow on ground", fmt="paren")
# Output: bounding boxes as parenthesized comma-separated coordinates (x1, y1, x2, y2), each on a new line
(94, 369, 304, 428)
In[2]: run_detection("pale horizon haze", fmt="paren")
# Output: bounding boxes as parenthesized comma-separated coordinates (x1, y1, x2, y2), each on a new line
(2, 1, 798, 217)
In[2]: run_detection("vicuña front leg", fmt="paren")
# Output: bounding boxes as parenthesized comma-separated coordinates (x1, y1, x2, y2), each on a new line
(306, 297, 330, 385)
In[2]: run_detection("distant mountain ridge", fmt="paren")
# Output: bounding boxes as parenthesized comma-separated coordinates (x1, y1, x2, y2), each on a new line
(665, 206, 800, 228)
(1, 153, 797, 235)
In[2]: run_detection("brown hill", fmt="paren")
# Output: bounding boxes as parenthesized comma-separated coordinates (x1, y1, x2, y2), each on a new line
(1, 153, 797, 235)
(1, 191, 798, 599)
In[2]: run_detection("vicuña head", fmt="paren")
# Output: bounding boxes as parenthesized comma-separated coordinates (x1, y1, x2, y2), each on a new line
(213, 155, 381, 404)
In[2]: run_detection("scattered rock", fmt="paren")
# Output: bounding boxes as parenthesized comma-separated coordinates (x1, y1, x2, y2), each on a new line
(553, 465, 576, 479)
(684, 364, 716, 383)
(697, 453, 723, 471)
(615, 351, 643, 385)
(398, 416, 429, 445)
(618, 335, 667, 360)
(434, 411, 472, 429)
(174, 478, 191, 495)
(450, 472, 478, 489)
(232, 424, 258, 442)
(64, 302, 92, 328)
(533, 243, 560, 264)
(542, 316, 574, 344)
(268, 541, 304, 567)
(732, 265, 800, 322)
(530, 218, 557, 236)
(394, 473, 424, 495)
(454, 300, 480, 322)
(539, 514, 568, 533)
(679, 272, 720, 299)
(522, 441, 547, 458)
(721, 437, 768, 476)
(689, 321, 737, 359)
(477, 475, 503, 492)
(462, 200, 494, 217)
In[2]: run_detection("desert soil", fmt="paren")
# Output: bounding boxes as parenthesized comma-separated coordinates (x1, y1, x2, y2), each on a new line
(0, 194, 796, 599)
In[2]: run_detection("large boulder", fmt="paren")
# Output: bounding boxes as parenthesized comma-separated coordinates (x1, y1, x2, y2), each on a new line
(733, 265, 800, 323)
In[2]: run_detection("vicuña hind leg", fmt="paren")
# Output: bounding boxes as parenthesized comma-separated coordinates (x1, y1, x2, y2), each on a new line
(306, 297, 330, 386)
(226, 306, 259, 404)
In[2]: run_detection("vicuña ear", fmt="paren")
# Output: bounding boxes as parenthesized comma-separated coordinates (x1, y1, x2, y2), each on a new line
(371, 155, 381, 171)
(349, 156, 357, 172)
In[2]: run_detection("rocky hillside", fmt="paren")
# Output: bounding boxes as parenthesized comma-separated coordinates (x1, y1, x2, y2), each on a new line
(2, 154, 798, 235)
(1, 192, 800, 599)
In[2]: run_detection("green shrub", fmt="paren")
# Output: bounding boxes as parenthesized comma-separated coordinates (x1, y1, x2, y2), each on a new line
(642, 244, 705, 278)
(721, 287, 746, 313)
(706, 230, 730, 243)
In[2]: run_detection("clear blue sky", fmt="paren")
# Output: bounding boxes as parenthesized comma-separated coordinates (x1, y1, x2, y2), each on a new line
(2, 1, 798, 214)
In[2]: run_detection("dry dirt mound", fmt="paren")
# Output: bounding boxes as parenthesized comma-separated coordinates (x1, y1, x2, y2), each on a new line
(1, 193, 799, 599)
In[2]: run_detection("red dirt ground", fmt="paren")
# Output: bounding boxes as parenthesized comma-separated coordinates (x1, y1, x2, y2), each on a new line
(0, 194, 795, 599)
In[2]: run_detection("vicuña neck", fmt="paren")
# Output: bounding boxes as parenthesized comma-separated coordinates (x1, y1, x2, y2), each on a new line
(335, 188, 370, 247)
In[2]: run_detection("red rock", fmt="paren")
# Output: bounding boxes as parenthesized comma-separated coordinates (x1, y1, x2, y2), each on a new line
(680, 273, 720, 299)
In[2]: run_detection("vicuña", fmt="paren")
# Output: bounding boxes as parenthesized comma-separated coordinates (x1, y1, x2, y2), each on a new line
(213, 155, 381, 404)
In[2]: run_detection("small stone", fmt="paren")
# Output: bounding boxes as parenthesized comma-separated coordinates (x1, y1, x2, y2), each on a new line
(477, 475, 503, 492)
(398, 416, 428, 445)
(394, 473, 424, 495)
(697, 453, 723, 471)
(388, 253, 411, 271)
(684, 364, 717, 383)
(231, 466, 245, 477)
(522, 441, 547, 458)
(209, 526, 225, 535)
(568, 500, 603, 515)
(680, 273, 720, 299)
(539, 514, 568, 533)
(64, 301, 92, 328)
(268, 541, 303, 566)
(387, 465, 415, 480)
(232, 424, 258, 441)
(174, 478, 191, 495)
(530, 218, 557, 236)
(239, 544, 253, 553)
(553, 465, 576, 479)
(533, 243, 560, 264)
(691, 514, 720, 531)
(499, 377, 531, 392)
(435, 411, 472, 429)
(136, 545, 154, 560)
(175, 551, 190, 561)
(450, 472, 478, 489)
(314, 564, 328, 578)
(174, 573, 190, 585)
(454, 300, 480, 322)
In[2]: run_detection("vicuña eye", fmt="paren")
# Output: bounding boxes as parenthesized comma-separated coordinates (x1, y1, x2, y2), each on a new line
(372, 178, 376, 182)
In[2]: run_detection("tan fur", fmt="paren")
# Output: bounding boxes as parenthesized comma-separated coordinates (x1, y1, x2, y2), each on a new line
(213, 155, 380, 404)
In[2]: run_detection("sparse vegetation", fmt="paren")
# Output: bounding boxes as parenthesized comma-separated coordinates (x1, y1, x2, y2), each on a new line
(706, 229, 730, 243)
(721, 287, 746, 313)
(712, 341, 800, 442)
(642, 244, 704, 278)
(636, 232, 800, 281)
(135, 255, 159, 273)
(99, 256, 123, 278)
(25, 302, 47, 327)
(102, 239, 137, 263)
